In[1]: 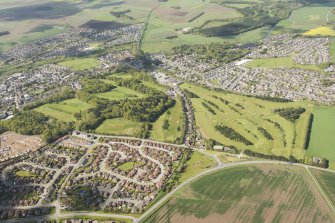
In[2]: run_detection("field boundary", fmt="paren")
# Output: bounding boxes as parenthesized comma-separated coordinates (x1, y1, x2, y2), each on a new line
(306, 167, 335, 214)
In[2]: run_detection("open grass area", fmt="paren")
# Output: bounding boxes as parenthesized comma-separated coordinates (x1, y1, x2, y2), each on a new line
(307, 106, 335, 161)
(179, 151, 216, 183)
(59, 58, 100, 70)
(245, 57, 325, 72)
(274, 5, 335, 34)
(35, 98, 92, 122)
(303, 26, 335, 36)
(150, 97, 184, 144)
(15, 170, 37, 177)
(95, 118, 143, 137)
(118, 161, 136, 171)
(180, 83, 313, 159)
(144, 164, 334, 223)
(94, 86, 145, 101)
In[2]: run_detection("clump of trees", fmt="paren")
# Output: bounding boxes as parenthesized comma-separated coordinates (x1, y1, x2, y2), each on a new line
(274, 107, 306, 122)
(1, 111, 72, 143)
(215, 124, 253, 145)
(183, 89, 199, 98)
(81, 78, 115, 94)
(199, 1, 301, 37)
(258, 127, 273, 140)
(170, 43, 250, 64)
(24, 87, 76, 110)
(201, 101, 216, 115)
(244, 150, 299, 163)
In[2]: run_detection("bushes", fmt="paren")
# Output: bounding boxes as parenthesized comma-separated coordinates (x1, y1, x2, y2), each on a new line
(215, 125, 253, 146)
(201, 102, 216, 115)
(258, 127, 273, 140)
(81, 78, 115, 94)
(183, 89, 199, 98)
(244, 150, 299, 163)
(274, 107, 306, 122)
(170, 43, 250, 64)
(2, 111, 72, 143)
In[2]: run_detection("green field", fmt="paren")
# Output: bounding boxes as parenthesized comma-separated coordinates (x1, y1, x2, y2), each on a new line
(118, 161, 136, 171)
(144, 164, 334, 223)
(245, 57, 325, 72)
(94, 86, 145, 101)
(150, 97, 184, 144)
(179, 151, 216, 183)
(35, 98, 92, 122)
(180, 83, 312, 159)
(59, 58, 100, 70)
(95, 118, 143, 137)
(311, 169, 335, 208)
(274, 5, 334, 34)
(15, 170, 37, 177)
(307, 106, 335, 161)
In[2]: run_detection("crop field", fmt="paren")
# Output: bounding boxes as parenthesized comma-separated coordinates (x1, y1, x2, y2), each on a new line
(94, 86, 145, 101)
(303, 26, 335, 36)
(179, 151, 216, 183)
(59, 58, 100, 70)
(180, 83, 313, 159)
(310, 169, 335, 207)
(144, 164, 335, 223)
(245, 57, 324, 72)
(95, 118, 143, 137)
(35, 98, 92, 122)
(274, 5, 334, 34)
(150, 97, 184, 144)
(307, 106, 335, 161)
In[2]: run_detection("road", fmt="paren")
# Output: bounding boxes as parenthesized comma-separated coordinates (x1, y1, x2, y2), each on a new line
(2, 134, 335, 223)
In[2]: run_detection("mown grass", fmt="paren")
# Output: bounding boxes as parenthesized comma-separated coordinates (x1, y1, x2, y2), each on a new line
(95, 118, 143, 137)
(245, 56, 325, 72)
(59, 57, 100, 70)
(180, 83, 313, 159)
(144, 164, 334, 223)
(118, 161, 136, 171)
(150, 97, 184, 144)
(94, 86, 145, 101)
(15, 170, 37, 177)
(35, 98, 92, 122)
(179, 151, 216, 183)
(307, 106, 335, 161)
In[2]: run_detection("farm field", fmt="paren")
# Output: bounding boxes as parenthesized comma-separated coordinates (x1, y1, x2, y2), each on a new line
(303, 26, 335, 36)
(179, 151, 216, 183)
(142, 26, 269, 53)
(94, 86, 145, 101)
(274, 5, 334, 34)
(245, 57, 325, 72)
(307, 106, 335, 161)
(59, 58, 100, 71)
(150, 97, 184, 144)
(34, 98, 92, 122)
(94, 118, 144, 137)
(144, 164, 335, 223)
(310, 169, 335, 208)
(180, 83, 313, 159)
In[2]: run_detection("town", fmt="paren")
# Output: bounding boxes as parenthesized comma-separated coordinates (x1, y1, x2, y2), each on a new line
(0, 131, 188, 220)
